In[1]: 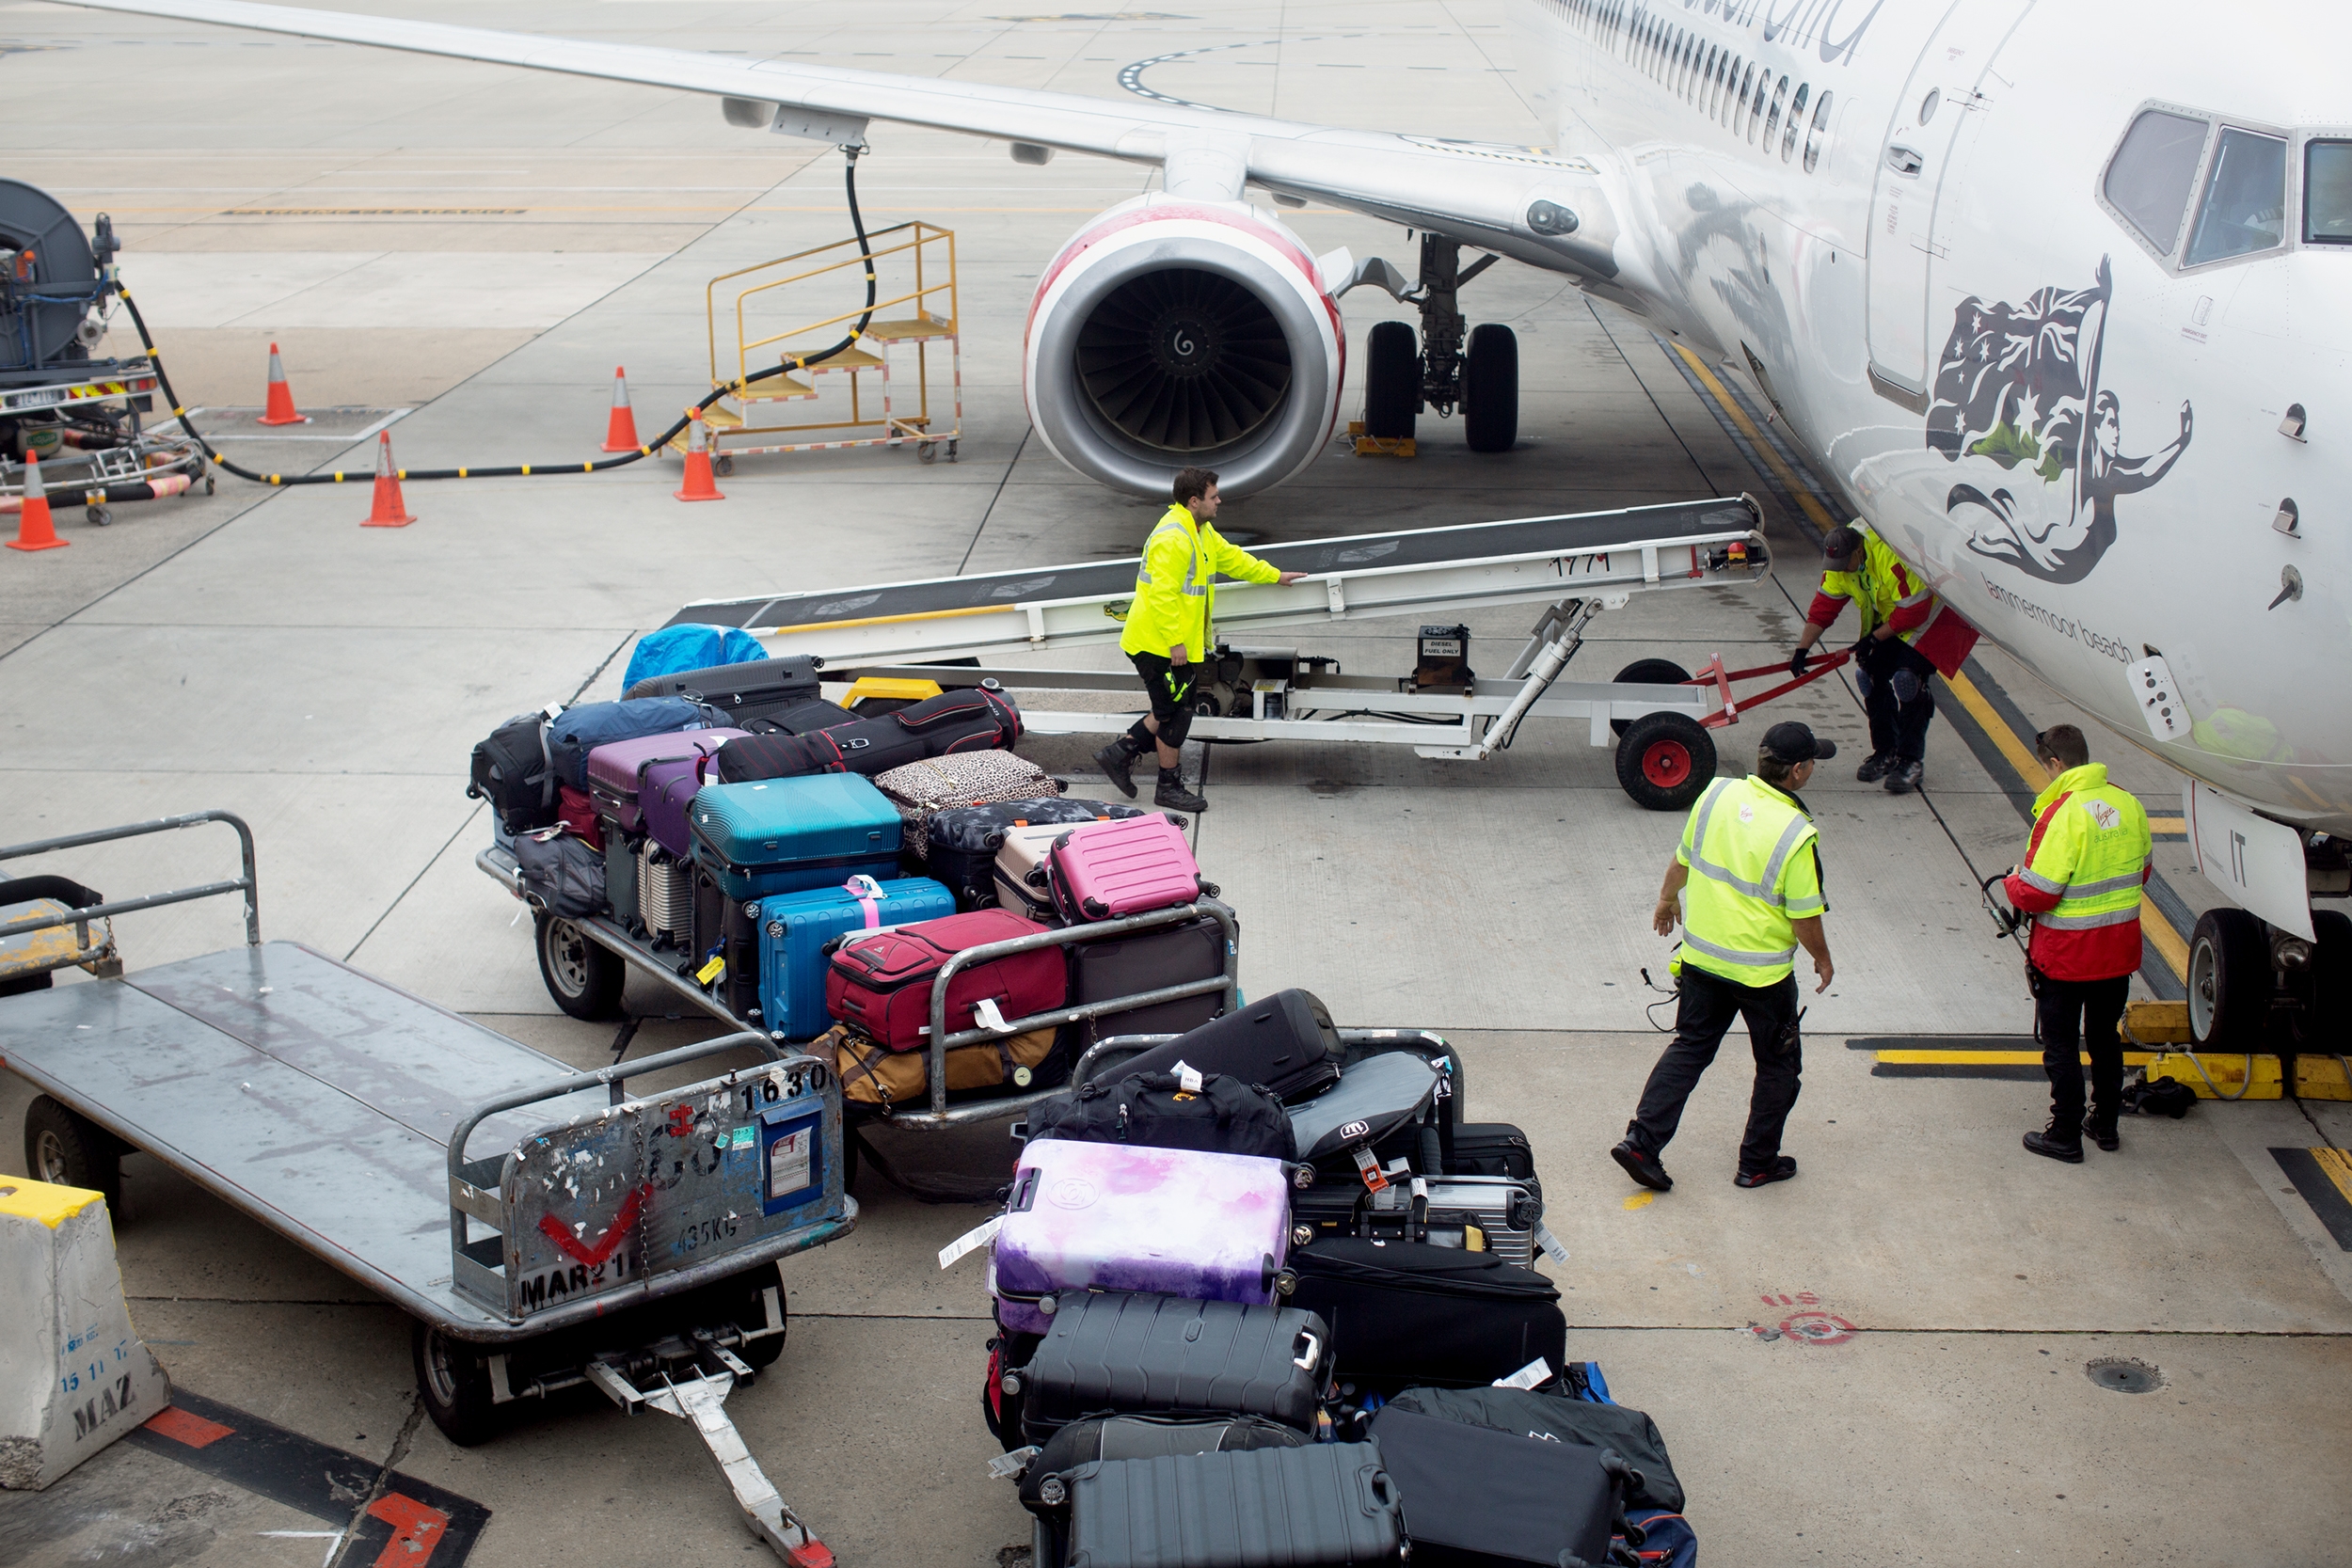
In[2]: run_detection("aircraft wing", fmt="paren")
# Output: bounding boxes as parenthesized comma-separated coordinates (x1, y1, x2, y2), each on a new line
(51, 0, 1628, 291)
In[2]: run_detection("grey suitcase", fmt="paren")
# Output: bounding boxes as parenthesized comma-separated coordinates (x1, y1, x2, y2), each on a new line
(1063, 1445, 1402, 1568)
(638, 841, 695, 945)
(1357, 1174, 1544, 1270)
(1014, 1291, 1331, 1446)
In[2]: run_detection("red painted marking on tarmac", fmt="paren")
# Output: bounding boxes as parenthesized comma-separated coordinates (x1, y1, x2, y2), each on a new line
(1779, 1311, 1858, 1346)
(144, 1406, 234, 1448)
(537, 1184, 648, 1267)
(368, 1493, 451, 1564)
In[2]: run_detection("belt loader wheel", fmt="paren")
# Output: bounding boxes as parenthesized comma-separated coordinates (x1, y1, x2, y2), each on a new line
(1615, 710, 1714, 812)
(535, 912, 626, 1022)
(1609, 658, 1694, 737)
(2187, 907, 2269, 1048)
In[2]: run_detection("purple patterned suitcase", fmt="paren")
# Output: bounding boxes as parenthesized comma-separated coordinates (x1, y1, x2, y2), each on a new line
(989, 1138, 1292, 1336)
(640, 746, 736, 857)
(586, 728, 745, 832)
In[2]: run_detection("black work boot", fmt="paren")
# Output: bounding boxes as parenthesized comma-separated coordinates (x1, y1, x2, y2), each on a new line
(1094, 737, 1141, 799)
(2083, 1117, 2120, 1153)
(1154, 767, 1208, 815)
(1884, 758, 1925, 795)
(1854, 752, 1896, 784)
(2023, 1121, 2085, 1163)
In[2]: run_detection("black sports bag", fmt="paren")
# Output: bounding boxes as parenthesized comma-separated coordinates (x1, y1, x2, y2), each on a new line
(1025, 1070, 1296, 1162)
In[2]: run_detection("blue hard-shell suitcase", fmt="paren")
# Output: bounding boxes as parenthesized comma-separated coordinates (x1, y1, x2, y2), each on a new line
(757, 874, 959, 1040)
(689, 774, 903, 899)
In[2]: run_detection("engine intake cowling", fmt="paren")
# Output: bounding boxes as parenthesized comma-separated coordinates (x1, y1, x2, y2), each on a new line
(1025, 195, 1344, 499)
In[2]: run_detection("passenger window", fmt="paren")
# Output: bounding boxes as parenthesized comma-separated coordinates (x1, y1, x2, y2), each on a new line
(1783, 84, 1809, 161)
(1741, 65, 1760, 140)
(2104, 110, 2208, 254)
(2306, 140, 2352, 244)
(2184, 128, 2289, 265)
(1764, 76, 1789, 150)
(1804, 89, 1833, 173)
(1723, 57, 1742, 124)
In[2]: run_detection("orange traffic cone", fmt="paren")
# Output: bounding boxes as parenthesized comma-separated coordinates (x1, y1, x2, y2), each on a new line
(6, 451, 68, 551)
(362, 430, 417, 527)
(600, 366, 642, 452)
(258, 341, 309, 426)
(675, 408, 723, 502)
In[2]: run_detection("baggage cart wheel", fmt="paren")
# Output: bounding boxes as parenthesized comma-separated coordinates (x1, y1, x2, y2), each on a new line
(1608, 658, 1694, 737)
(1615, 710, 1714, 812)
(86, 505, 112, 527)
(723, 1275, 789, 1370)
(710, 453, 735, 478)
(535, 913, 626, 1022)
(1463, 323, 1518, 453)
(24, 1095, 122, 1212)
(2187, 907, 2270, 1047)
(1362, 320, 1419, 440)
(412, 1322, 502, 1447)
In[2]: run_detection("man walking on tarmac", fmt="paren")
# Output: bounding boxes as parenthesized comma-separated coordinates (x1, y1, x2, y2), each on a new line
(1096, 467, 1306, 814)
(1611, 721, 1837, 1193)
(2003, 724, 2152, 1162)
(1788, 523, 1978, 795)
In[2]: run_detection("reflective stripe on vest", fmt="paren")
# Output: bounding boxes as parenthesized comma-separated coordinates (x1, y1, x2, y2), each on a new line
(1136, 516, 1208, 596)
(1678, 777, 1818, 982)
(2021, 770, 2151, 938)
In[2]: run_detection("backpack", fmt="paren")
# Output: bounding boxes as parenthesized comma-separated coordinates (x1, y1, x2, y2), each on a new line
(468, 706, 563, 833)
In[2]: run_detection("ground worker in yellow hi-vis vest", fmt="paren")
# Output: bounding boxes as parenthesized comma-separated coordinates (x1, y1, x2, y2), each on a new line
(1611, 721, 1838, 1195)
(1096, 466, 1306, 814)
(2002, 723, 2152, 1164)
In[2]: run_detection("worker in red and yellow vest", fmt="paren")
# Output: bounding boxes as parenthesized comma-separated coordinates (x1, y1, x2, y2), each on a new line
(1096, 466, 1305, 814)
(2002, 723, 2152, 1164)
(1788, 523, 1979, 796)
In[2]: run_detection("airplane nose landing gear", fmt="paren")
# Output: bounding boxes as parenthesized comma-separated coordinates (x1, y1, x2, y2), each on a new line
(1355, 235, 1519, 453)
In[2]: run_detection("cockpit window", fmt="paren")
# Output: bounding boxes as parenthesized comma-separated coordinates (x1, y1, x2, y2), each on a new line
(2184, 128, 2287, 266)
(2307, 141, 2352, 244)
(2104, 110, 2207, 253)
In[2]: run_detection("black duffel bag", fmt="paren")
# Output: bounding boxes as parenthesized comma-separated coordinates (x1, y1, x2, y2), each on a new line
(1383, 1384, 1685, 1512)
(714, 683, 1023, 784)
(1026, 1069, 1296, 1162)
(514, 825, 606, 918)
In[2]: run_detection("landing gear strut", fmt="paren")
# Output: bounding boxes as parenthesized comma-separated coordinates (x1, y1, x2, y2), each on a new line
(1357, 235, 1518, 451)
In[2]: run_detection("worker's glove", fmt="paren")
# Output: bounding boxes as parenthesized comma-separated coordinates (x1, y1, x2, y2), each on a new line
(1788, 646, 1811, 678)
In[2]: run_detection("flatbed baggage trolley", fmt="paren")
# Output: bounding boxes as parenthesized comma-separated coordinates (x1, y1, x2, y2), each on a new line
(0, 813, 854, 1565)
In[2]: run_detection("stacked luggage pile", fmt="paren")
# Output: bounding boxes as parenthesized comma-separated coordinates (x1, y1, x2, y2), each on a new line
(468, 652, 1240, 1120)
(967, 992, 1698, 1568)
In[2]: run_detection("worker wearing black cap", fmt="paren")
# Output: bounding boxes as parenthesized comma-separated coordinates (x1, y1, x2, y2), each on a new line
(1789, 523, 1976, 795)
(1611, 721, 1837, 1193)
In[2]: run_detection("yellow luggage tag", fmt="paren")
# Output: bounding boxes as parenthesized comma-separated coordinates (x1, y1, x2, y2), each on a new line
(696, 956, 726, 986)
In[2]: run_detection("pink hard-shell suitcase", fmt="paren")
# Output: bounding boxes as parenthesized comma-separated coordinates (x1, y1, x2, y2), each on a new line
(1047, 814, 1206, 923)
(988, 1137, 1292, 1335)
(586, 728, 745, 832)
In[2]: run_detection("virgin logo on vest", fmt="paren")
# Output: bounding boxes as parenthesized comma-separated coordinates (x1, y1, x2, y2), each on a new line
(2086, 800, 2122, 831)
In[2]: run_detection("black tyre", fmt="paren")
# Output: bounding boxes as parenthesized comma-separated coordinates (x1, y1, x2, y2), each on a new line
(1608, 657, 1694, 737)
(725, 1273, 789, 1371)
(535, 913, 625, 1022)
(2187, 907, 2270, 1048)
(711, 453, 736, 478)
(1363, 320, 1419, 440)
(1463, 323, 1519, 453)
(1615, 710, 1715, 812)
(412, 1322, 502, 1447)
(24, 1095, 122, 1211)
(87, 505, 113, 527)
(2305, 911, 2352, 1047)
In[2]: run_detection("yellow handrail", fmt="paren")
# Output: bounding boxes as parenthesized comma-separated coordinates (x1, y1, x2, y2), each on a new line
(706, 223, 959, 391)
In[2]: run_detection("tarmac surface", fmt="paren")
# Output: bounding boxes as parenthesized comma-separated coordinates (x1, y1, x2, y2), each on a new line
(4, 2, 2349, 1564)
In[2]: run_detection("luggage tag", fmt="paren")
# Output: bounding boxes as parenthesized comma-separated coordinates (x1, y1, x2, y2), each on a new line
(1532, 1221, 1571, 1265)
(1351, 1145, 1390, 1195)
(986, 1447, 1039, 1481)
(696, 954, 726, 987)
(1173, 1061, 1204, 1093)
(1493, 1356, 1553, 1391)
(937, 1214, 1002, 1270)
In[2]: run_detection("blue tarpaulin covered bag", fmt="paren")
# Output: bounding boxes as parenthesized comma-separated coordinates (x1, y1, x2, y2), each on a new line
(621, 624, 768, 692)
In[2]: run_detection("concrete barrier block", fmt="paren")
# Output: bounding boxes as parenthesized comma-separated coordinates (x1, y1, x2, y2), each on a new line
(0, 1178, 171, 1490)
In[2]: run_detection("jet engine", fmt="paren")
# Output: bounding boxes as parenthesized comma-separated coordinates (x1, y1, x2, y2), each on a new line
(1024, 195, 1345, 499)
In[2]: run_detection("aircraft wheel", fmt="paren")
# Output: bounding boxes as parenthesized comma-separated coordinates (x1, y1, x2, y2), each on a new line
(1609, 658, 1693, 737)
(1464, 323, 1518, 453)
(1363, 320, 1419, 440)
(1615, 710, 1714, 812)
(536, 912, 626, 1022)
(2187, 907, 2270, 1048)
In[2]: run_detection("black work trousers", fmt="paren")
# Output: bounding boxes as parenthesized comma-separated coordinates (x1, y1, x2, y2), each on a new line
(2038, 973, 2130, 1135)
(1854, 636, 1938, 762)
(1628, 964, 1804, 1174)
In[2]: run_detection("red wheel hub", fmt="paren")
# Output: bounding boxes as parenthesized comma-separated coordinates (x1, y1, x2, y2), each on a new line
(1641, 738, 1692, 788)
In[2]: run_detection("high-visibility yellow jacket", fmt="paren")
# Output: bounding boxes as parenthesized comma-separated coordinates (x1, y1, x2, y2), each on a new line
(2002, 763, 2151, 981)
(1119, 503, 1281, 659)
(1805, 523, 1979, 675)
(1675, 774, 1826, 987)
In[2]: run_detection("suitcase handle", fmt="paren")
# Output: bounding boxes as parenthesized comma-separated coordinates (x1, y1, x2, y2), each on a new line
(1291, 1329, 1322, 1371)
(1356, 1464, 1393, 1515)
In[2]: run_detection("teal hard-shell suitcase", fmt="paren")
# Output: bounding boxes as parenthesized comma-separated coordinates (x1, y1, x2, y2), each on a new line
(688, 773, 902, 899)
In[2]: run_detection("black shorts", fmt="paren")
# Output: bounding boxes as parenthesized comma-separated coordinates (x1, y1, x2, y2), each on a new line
(1129, 651, 1197, 747)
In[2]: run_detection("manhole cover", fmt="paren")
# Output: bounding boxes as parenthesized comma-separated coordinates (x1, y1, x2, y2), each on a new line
(2085, 1356, 2162, 1394)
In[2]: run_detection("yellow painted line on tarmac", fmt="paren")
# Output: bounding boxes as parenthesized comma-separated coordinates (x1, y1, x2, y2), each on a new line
(1668, 343, 1838, 534)
(2138, 895, 2190, 978)
(2314, 1148, 2352, 1207)
(2149, 816, 2186, 833)
(1875, 1049, 2162, 1068)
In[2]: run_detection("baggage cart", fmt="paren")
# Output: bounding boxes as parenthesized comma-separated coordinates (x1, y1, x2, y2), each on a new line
(1, 812, 852, 1565)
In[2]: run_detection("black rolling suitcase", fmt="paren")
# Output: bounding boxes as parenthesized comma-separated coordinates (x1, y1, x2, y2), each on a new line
(1367, 1405, 1638, 1568)
(1017, 1413, 1308, 1515)
(690, 868, 764, 1022)
(1066, 902, 1231, 1047)
(1011, 1291, 1331, 1446)
(1287, 1238, 1565, 1391)
(1382, 1386, 1684, 1512)
(1062, 1445, 1403, 1568)
(624, 655, 821, 726)
(1110, 988, 1343, 1101)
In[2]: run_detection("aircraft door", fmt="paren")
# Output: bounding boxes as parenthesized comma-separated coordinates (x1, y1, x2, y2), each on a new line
(1865, 0, 2035, 407)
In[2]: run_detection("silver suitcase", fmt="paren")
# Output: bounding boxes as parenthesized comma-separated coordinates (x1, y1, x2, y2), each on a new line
(1360, 1173, 1543, 1269)
(637, 841, 694, 943)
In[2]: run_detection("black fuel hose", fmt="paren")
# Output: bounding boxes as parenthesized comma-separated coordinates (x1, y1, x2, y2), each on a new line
(114, 150, 877, 488)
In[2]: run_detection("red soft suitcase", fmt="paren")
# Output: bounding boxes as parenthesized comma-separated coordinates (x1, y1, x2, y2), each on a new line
(825, 909, 1067, 1051)
(1049, 815, 1208, 923)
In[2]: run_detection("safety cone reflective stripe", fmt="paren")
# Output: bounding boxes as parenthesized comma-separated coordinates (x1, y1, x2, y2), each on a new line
(601, 366, 642, 452)
(257, 341, 309, 426)
(675, 409, 723, 502)
(363, 431, 417, 527)
(6, 451, 68, 551)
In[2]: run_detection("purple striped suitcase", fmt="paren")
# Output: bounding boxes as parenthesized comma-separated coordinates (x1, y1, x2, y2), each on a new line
(989, 1138, 1292, 1336)
(586, 728, 745, 832)
(641, 749, 727, 858)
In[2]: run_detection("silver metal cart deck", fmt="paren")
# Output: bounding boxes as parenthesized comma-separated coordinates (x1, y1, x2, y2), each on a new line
(1, 812, 854, 1565)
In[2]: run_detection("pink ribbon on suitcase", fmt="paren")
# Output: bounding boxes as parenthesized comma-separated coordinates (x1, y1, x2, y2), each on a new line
(844, 874, 886, 927)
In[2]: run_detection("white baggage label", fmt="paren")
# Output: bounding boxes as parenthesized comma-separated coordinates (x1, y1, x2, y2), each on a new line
(938, 1214, 1003, 1270)
(1493, 1356, 1553, 1390)
(1533, 1221, 1570, 1265)
(1174, 1061, 1204, 1093)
